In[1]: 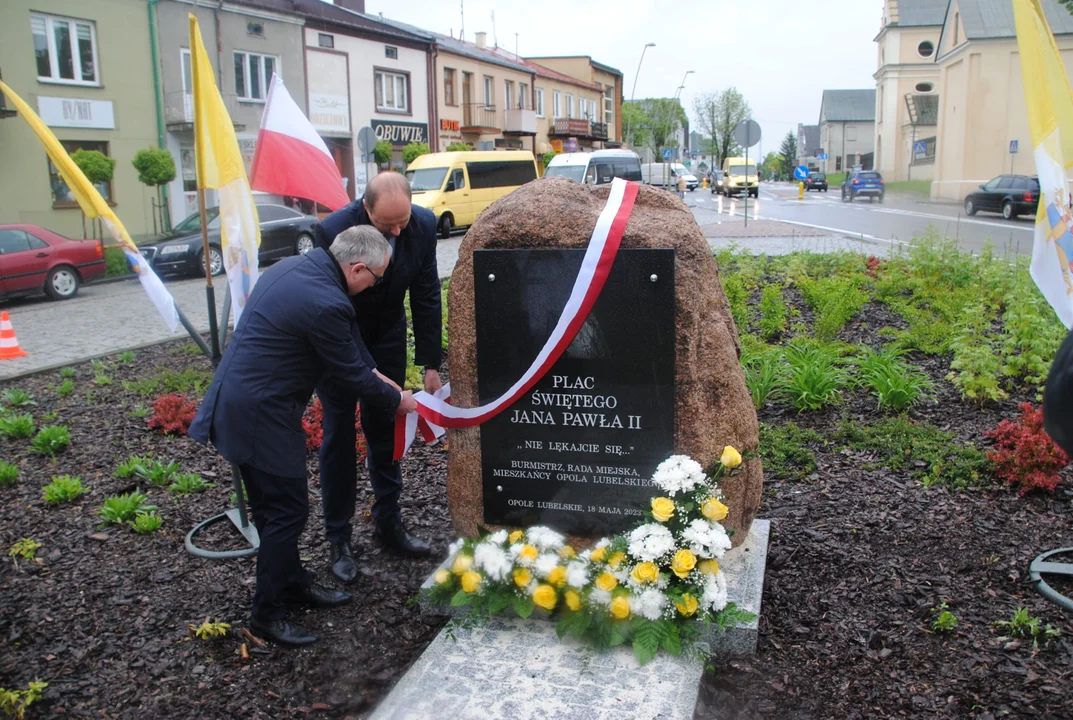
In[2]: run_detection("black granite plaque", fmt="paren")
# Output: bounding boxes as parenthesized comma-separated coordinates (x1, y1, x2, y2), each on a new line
(474, 248, 675, 536)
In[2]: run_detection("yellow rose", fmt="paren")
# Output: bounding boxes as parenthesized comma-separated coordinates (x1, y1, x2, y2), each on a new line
(595, 572, 619, 592)
(701, 497, 729, 522)
(547, 566, 567, 588)
(721, 445, 743, 468)
(559, 545, 576, 559)
(674, 593, 699, 617)
(609, 596, 631, 620)
(513, 567, 532, 588)
(460, 571, 482, 593)
(509, 530, 524, 544)
(532, 584, 557, 611)
(651, 497, 676, 523)
(434, 569, 451, 585)
(671, 548, 697, 578)
(698, 559, 721, 575)
(451, 554, 474, 575)
(564, 589, 582, 611)
(630, 561, 660, 585)
(590, 547, 608, 563)
(519, 545, 538, 562)
(608, 552, 626, 569)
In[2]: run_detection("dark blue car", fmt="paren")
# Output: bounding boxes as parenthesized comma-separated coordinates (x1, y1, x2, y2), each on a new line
(841, 170, 885, 203)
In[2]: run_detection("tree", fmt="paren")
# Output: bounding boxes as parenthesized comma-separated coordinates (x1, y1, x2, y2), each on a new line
(695, 88, 751, 169)
(373, 139, 392, 167)
(445, 142, 473, 152)
(621, 102, 651, 150)
(778, 132, 798, 178)
(402, 141, 430, 165)
(542, 150, 557, 170)
(692, 94, 723, 168)
(762, 151, 781, 178)
(132, 147, 177, 232)
(72, 149, 115, 239)
(623, 99, 687, 160)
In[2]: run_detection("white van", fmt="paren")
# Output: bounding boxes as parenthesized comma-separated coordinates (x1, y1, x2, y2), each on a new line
(641, 163, 698, 191)
(543, 149, 643, 185)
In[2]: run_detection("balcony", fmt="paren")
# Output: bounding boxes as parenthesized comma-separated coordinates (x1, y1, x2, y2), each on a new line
(549, 118, 608, 141)
(503, 107, 537, 136)
(165, 91, 244, 131)
(462, 103, 499, 133)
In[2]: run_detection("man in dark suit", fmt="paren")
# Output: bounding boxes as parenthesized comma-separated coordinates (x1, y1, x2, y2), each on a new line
(190, 226, 417, 647)
(314, 171, 442, 581)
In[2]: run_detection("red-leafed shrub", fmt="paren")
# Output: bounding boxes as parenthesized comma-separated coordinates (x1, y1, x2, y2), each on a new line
(302, 397, 368, 461)
(865, 255, 884, 279)
(985, 402, 1070, 495)
(148, 393, 198, 435)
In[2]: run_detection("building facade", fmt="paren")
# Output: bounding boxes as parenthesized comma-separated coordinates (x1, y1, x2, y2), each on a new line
(527, 55, 623, 149)
(0, 0, 159, 239)
(930, 0, 1073, 200)
(818, 89, 877, 174)
(874, 0, 944, 183)
(797, 124, 821, 170)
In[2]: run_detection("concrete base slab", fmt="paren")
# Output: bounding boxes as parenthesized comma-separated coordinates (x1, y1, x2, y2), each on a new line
(368, 615, 705, 720)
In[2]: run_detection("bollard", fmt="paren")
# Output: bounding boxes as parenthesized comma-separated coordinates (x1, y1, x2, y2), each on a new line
(729, 199, 737, 217)
(717, 195, 724, 214)
(753, 199, 760, 221)
(798, 181, 805, 200)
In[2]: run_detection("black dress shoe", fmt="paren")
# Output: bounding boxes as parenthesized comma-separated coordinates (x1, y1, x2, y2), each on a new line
(330, 540, 359, 584)
(287, 583, 352, 608)
(249, 617, 318, 647)
(375, 522, 431, 556)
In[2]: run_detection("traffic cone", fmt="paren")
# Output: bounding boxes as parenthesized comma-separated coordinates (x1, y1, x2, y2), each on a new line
(0, 312, 28, 359)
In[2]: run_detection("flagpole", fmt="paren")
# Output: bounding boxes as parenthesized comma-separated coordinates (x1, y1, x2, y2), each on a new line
(196, 187, 221, 361)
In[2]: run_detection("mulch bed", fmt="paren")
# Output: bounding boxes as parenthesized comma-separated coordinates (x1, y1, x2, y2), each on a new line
(2, 320, 1072, 719)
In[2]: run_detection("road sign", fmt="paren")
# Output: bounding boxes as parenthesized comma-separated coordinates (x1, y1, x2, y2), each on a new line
(662, 148, 674, 160)
(357, 126, 376, 153)
(816, 152, 828, 160)
(733, 119, 762, 148)
(914, 141, 927, 156)
(1010, 140, 1019, 154)
(793, 165, 810, 181)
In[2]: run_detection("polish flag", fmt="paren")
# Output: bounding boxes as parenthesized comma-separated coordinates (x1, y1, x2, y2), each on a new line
(250, 73, 351, 211)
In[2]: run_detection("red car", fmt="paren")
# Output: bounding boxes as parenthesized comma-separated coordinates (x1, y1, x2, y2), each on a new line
(0, 224, 106, 301)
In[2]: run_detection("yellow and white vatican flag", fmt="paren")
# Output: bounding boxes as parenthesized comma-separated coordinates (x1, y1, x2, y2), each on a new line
(189, 14, 260, 327)
(1015, 0, 1073, 329)
(0, 81, 178, 332)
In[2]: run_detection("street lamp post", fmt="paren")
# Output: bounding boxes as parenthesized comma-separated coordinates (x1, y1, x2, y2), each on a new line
(674, 70, 694, 165)
(625, 42, 655, 150)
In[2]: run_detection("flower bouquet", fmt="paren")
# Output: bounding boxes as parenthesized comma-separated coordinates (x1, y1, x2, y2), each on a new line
(426, 447, 756, 664)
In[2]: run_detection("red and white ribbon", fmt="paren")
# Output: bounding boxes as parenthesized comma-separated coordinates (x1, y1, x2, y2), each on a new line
(393, 178, 640, 460)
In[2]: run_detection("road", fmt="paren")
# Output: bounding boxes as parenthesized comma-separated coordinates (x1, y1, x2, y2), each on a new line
(687, 182, 1036, 256)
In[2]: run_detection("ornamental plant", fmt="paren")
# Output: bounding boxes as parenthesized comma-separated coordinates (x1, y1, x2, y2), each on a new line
(147, 393, 198, 435)
(985, 403, 1070, 495)
(0, 414, 35, 439)
(138, 458, 181, 487)
(782, 340, 845, 411)
(402, 141, 431, 165)
(31, 425, 70, 455)
(0, 460, 19, 487)
(168, 472, 215, 496)
(98, 491, 154, 525)
(302, 397, 368, 459)
(854, 346, 933, 412)
(130, 510, 163, 535)
(42, 475, 83, 504)
(2, 389, 35, 408)
(0, 680, 47, 720)
(428, 449, 755, 664)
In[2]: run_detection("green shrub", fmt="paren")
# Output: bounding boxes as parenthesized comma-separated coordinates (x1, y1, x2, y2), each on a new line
(946, 303, 1006, 404)
(744, 353, 783, 410)
(42, 474, 84, 504)
(854, 346, 933, 412)
(402, 141, 431, 165)
(115, 453, 153, 479)
(104, 245, 131, 276)
(783, 340, 846, 411)
(999, 274, 1066, 389)
(993, 607, 1061, 648)
(59, 367, 75, 379)
(799, 276, 869, 342)
(118, 351, 135, 363)
(0, 414, 35, 439)
(130, 510, 163, 534)
(759, 422, 822, 480)
(138, 459, 181, 486)
(0, 460, 19, 486)
(931, 603, 958, 632)
(0, 680, 47, 720)
(31, 425, 70, 455)
(2, 389, 35, 408)
(758, 285, 789, 340)
(373, 139, 392, 165)
(55, 379, 75, 397)
(446, 142, 473, 152)
(168, 472, 215, 496)
(126, 368, 213, 396)
(94, 374, 112, 386)
(98, 491, 154, 525)
(722, 274, 750, 331)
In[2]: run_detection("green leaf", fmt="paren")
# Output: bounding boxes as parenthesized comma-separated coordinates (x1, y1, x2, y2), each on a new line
(488, 593, 511, 615)
(661, 624, 682, 655)
(513, 595, 534, 619)
(633, 636, 657, 665)
(450, 590, 474, 607)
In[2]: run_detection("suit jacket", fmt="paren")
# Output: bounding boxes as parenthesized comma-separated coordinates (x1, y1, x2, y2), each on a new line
(189, 248, 400, 476)
(314, 197, 441, 384)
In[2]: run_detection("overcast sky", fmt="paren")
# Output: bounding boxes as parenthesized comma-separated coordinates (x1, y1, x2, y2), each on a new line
(364, 0, 883, 156)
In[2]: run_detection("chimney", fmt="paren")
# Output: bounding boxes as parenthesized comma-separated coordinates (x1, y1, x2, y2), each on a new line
(475, 31, 487, 48)
(333, 0, 366, 13)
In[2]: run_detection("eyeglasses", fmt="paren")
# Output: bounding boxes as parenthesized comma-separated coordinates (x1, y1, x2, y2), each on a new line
(363, 265, 385, 287)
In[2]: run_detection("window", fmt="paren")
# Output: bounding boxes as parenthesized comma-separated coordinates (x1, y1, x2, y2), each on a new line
(234, 51, 277, 102)
(466, 160, 537, 189)
(846, 126, 857, 142)
(247, 22, 264, 37)
(605, 86, 614, 124)
(504, 80, 514, 112)
(451, 168, 466, 190)
(836, 155, 842, 171)
(258, 205, 299, 222)
(385, 46, 398, 59)
(536, 88, 545, 117)
(915, 82, 934, 93)
(483, 75, 494, 108)
(375, 70, 408, 112)
(566, 93, 574, 119)
(997, 177, 1015, 189)
(444, 68, 456, 106)
(49, 140, 112, 205)
(31, 13, 99, 85)
(181, 48, 192, 94)
(0, 229, 47, 255)
(553, 90, 561, 118)
(318, 33, 334, 48)
(918, 41, 934, 58)
(519, 83, 528, 109)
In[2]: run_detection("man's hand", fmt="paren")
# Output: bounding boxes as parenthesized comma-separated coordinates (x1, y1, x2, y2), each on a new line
(397, 390, 417, 415)
(374, 369, 401, 392)
(424, 369, 443, 394)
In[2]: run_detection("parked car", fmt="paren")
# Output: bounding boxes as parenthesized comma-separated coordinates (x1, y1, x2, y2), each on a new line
(709, 170, 726, 194)
(640, 163, 698, 191)
(0, 224, 105, 301)
(806, 172, 828, 192)
(841, 170, 885, 203)
(963, 175, 1040, 219)
(137, 204, 318, 277)
(543, 149, 642, 185)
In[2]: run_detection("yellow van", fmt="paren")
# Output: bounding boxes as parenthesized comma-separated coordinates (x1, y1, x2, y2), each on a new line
(405, 150, 539, 238)
(721, 156, 760, 198)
